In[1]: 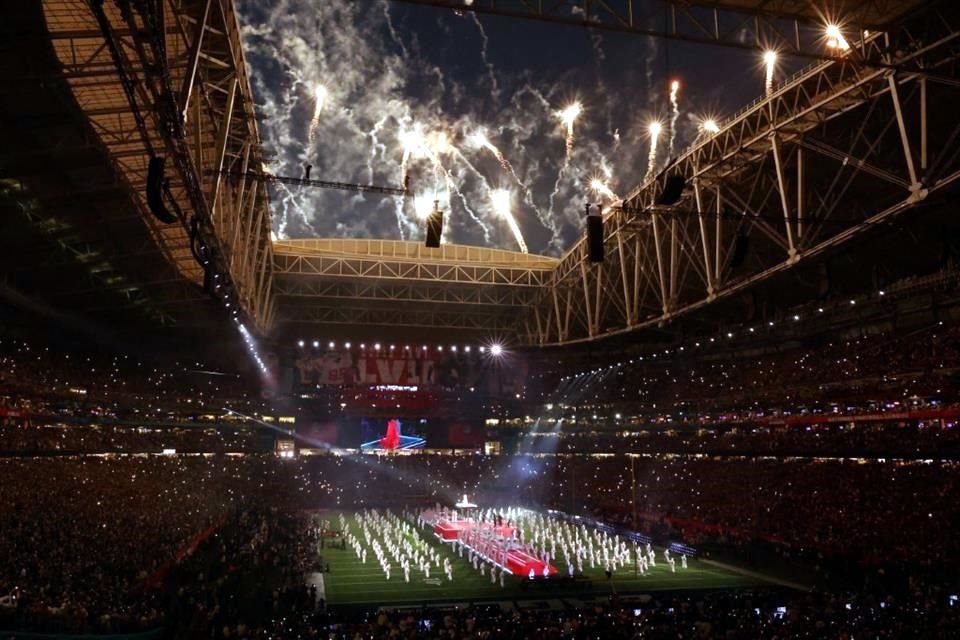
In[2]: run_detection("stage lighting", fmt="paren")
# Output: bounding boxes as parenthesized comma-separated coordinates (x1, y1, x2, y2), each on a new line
(345, 342, 351, 348)
(464, 346, 471, 353)
(328, 341, 335, 349)
(297, 340, 304, 348)
(374, 343, 381, 350)
(491, 344, 503, 356)
(312, 340, 319, 348)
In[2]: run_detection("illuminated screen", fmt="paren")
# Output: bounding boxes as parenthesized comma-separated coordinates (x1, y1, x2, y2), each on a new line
(360, 418, 426, 451)
(332, 417, 484, 450)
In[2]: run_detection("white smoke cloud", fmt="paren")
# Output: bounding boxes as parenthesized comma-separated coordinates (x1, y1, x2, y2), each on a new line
(238, 0, 682, 255)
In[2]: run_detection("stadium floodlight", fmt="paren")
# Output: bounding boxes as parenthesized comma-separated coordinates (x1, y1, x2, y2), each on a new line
(464, 346, 471, 353)
(490, 344, 503, 356)
(312, 340, 319, 348)
(479, 346, 486, 353)
(297, 340, 304, 348)
(825, 24, 850, 50)
(345, 342, 351, 348)
(702, 118, 720, 134)
(374, 343, 381, 350)
(329, 341, 335, 349)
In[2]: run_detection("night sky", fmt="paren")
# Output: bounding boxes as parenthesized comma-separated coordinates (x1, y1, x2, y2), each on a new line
(237, 0, 803, 256)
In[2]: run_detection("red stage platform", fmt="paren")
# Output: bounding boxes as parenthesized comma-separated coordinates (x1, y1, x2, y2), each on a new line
(424, 510, 556, 577)
(503, 548, 555, 577)
(434, 519, 466, 541)
(432, 519, 516, 541)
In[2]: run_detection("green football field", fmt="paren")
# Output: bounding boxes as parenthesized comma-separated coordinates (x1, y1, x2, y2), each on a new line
(317, 510, 764, 606)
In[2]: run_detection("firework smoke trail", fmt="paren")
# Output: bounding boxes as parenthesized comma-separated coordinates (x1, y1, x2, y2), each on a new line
(646, 121, 662, 179)
(444, 168, 492, 242)
(547, 101, 583, 221)
(556, 101, 582, 155)
(644, 29, 658, 110)
(764, 50, 777, 96)
(276, 180, 312, 238)
(307, 84, 327, 145)
(468, 130, 526, 191)
(406, 125, 494, 241)
(590, 178, 619, 202)
(382, 1, 409, 58)
(491, 189, 528, 253)
(469, 13, 500, 101)
(366, 115, 389, 184)
(244, 0, 658, 254)
(668, 80, 680, 159)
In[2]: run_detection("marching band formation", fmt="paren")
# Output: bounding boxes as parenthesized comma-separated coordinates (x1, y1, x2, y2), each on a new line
(326, 506, 691, 590)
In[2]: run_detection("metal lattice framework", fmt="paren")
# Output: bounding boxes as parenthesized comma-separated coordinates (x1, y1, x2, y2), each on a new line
(523, 3, 960, 345)
(41, 0, 275, 331)
(273, 239, 556, 332)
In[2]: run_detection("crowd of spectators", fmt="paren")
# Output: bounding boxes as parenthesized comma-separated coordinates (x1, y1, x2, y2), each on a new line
(1, 317, 960, 637)
(523, 420, 960, 458)
(543, 322, 960, 419)
(0, 337, 264, 420)
(0, 422, 264, 454)
(0, 451, 957, 636)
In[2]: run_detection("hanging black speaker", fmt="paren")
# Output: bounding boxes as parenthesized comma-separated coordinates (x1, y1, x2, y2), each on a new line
(587, 210, 604, 263)
(425, 206, 443, 248)
(656, 174, 687, 205)
(146, 156, 177, 224)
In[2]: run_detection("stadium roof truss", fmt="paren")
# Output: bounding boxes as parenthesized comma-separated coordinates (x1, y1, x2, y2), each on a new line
(41, 0, 275, 331)
(23, 0, 960, 345)
(273, 239, 557, 333)
(523, 4, 960, 345)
